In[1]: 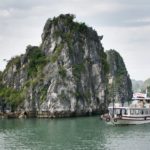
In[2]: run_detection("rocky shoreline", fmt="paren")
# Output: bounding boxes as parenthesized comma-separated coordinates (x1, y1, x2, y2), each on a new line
(0, 110, 102, 119)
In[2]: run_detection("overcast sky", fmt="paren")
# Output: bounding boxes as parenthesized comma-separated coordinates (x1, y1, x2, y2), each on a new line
(0, 0, 150, 80)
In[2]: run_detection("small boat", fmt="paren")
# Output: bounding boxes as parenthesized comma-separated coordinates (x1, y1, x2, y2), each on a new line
(101, 92, 150, 125)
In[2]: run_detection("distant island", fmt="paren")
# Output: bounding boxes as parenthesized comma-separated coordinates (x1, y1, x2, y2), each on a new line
(0, 14, 132, 118)
(132, 78, 150, 95)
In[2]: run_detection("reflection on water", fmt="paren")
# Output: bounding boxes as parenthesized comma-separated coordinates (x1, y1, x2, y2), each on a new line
(0, 117, 149, 150)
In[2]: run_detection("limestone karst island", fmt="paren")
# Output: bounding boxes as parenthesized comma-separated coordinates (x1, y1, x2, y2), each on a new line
(0, 14, 132, 118)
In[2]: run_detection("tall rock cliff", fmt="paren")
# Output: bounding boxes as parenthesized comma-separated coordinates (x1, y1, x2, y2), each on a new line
(0, 14, 132, 117)
(106, 50, 132, 104)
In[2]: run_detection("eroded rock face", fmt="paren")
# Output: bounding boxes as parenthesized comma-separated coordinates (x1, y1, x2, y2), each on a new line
(0, 14, 132, 117)
(39, 14, 107, 116)
(106, 50, 132, 104)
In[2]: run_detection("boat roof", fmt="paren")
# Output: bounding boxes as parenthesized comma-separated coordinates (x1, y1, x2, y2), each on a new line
(108, 106, 150, 110)
(132, 93, 150, 100)
(132, 97, 150, 100)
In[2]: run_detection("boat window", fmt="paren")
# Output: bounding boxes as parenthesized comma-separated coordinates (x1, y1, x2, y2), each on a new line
(135, 109, 139, 115)
(139, 110, 144, 115)
(130, 109, 134, 115)
(122, 109, 127, 115)
(115, 109, 120, 115)
(122, 109, 125, 114)
(144, 110, 148, 115)
(109, 108, 113, 115)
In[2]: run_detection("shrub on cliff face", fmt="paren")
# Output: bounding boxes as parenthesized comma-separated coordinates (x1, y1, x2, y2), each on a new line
(0, 71, 2, 82)
(101, 52, 109, 75)
(53, 14, 75, 26)
(72, 63, 85, 80)
(0, 84, 24, 110)
(26, 46, 47, 78)
(58, 66, 67, 79)
(5, 56, 21, 71)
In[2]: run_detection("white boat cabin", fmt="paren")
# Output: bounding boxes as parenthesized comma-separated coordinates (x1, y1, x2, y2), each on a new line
(102, 92, 150, 125)
(108, 107, 150, 117)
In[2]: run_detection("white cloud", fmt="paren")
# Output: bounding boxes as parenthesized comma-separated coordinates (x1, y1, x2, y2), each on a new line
(0, 9, 11, 17)
(0, 0, 150, 80)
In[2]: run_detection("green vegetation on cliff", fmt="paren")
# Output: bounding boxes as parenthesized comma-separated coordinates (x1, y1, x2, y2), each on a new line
(0, 84, 24, 110)
(52, 14, 88, 35)
(58, 66, 67, 79)
(0, 45, 49, 109)
(5, 56, 21, 71)
(101, 52, 109, 75)
(0, 71, 2, 82)
(106, 50, 127, 86)
(106, 50, 132, 103)
(50, 43, 64, 63)
(72, 63, 85, 80)
(26, 45, 47, 78)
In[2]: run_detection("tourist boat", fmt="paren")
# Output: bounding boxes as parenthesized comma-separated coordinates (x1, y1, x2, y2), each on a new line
(101, 92, 150, 125)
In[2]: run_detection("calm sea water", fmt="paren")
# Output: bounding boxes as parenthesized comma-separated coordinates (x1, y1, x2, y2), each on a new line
(0, 117, 149, 150)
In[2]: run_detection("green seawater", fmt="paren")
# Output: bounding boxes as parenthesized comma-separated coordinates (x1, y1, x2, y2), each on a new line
(0, 117, 149, 150)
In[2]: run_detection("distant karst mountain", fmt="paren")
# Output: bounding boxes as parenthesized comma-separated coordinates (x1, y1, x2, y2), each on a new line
(0, 14, 132, 118)
(132, 79, 144, 92)
(132, 78, 150, 96)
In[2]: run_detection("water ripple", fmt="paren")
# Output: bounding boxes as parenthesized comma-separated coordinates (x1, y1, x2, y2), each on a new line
(0, 117, 150, 150)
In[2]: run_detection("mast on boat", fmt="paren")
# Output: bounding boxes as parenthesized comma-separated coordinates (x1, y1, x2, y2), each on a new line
(112, 82, 116, 118)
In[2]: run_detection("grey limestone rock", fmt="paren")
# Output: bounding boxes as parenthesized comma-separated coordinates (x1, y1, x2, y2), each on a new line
(0, 14, 132, 117)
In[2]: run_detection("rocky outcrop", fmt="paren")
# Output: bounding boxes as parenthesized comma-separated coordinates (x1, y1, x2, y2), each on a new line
(0, 14, 132, 117)
(106, 50, 132, 104)
(39, 14, 108, 116)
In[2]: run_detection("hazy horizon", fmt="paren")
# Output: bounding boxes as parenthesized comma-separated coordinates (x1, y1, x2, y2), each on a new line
(0, 0, 150, 81)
